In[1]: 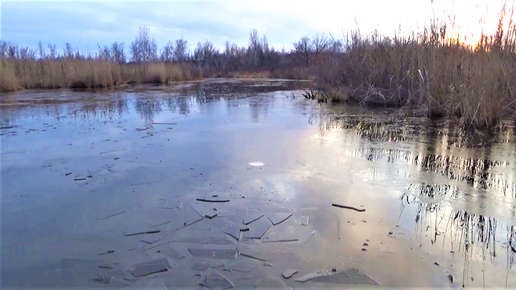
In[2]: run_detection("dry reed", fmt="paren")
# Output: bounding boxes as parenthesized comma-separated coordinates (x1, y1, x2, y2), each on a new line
(0, 60, 18, 91)
(318, 14, 516, 129)
(0, 59, 199, 92)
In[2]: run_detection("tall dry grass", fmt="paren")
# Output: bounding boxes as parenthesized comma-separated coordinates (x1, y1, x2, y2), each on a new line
(318, 12, 516, 129)
(0, 60, 18, 91)
(121, 62, 197, 84)
(3, 58, 123, 89)
(0, 59, 200, 92)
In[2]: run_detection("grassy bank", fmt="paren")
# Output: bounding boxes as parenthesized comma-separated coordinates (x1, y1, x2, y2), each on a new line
(315, 23, 516, 129)
(0, 59, 200, 91)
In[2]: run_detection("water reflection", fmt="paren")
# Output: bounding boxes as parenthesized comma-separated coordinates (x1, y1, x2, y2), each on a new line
(169, 96, 192, 116)
(310, 107, 516, 286)
(0, 79, 309, 125)
(2, 79, 515, 287)
(135, 98, 163, 123)
(310, 109, 516, 197)
(401, 189, 516, 287)
(71, 94, 129, 120)
(407, 183, 462, 199)
(312, 111, 516, 146)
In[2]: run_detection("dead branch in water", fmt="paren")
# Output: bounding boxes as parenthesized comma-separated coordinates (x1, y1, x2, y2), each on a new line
(332, 203, 366, 212)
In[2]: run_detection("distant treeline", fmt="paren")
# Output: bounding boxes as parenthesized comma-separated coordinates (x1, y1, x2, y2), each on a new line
(0, 27, 345, 92)
(0, 26, 343, 73)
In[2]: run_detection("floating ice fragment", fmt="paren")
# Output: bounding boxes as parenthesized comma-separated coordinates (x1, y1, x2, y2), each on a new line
(248, 162, 264, 167)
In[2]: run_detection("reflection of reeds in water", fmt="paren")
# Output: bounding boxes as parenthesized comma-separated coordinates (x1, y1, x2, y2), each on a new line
(411, 155, 515, 197)
(167, 96, 193, 116)
(312, 112, 516, 146)
(71, 95, 129, 120)
(310, 114, 425, 142)
(342, 145, 514, 197)
(408, 183, 462, 199)
(0, 80, 293, 126)
(311, 112, 516, 197)
(401, 190, 516, 287)
(135, 98, 164, 124)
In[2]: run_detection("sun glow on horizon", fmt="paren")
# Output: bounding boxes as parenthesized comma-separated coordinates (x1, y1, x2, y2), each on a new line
(438, 1, 515, 48)
(248, 0, 514, 50)
(2, 0, 515, 51)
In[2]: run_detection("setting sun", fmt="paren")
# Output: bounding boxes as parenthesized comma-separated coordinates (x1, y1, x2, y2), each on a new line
(439, 1, 515, 48)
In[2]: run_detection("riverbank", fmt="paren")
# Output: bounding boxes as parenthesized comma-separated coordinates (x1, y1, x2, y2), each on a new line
(314, 28, 516, 130)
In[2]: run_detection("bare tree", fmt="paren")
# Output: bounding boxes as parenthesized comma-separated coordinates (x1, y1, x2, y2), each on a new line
(174, 38, 188, 62)
(312, 33, 329, 63)
(261, 35, 269, 55)
(235, 45, 246, 70)
(130, 41, 140, 62)
(223, 41, 231, 71)
(202, 41, 218, 69)
(111, 42, 126, 63)
(280, 46, 286, 64)
(130, 26, 158, 62)
(329, 38, 344, 53)
(194, 42, 205, 68)
(161, 41, 174, 62)
(224, 41, 231, 56)
(149, 40, 158, 62)
(259, 34, 270, 67)
(248, 29, 260, 66)
(224, 42, 243, 71)
(293, 36, 312, 68)
(194, 40, 218, 70)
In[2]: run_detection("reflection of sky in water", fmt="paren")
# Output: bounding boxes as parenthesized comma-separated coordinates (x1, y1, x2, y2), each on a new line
(1, 80, 515, 288)
(308, 109, 516, 287)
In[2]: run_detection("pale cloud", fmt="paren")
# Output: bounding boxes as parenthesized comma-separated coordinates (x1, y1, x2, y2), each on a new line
(1, 0, 510, 52)
(96, 12, 119, 25)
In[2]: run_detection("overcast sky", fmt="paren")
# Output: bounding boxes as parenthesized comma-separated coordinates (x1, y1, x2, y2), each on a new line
(0, 0, 509, 52)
